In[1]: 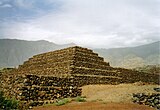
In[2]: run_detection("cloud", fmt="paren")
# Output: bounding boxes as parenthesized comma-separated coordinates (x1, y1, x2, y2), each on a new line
(0, 0, 160, 48)
(12, 0, 35, 9)
(0, 0, 12, 8)
(0, 4, 12, 8)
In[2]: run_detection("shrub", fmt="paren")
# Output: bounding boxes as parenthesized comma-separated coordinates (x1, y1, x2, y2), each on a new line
(55, 98, 70, 106)
(0, 90, 19, 110)
(75, 96, 86, 102)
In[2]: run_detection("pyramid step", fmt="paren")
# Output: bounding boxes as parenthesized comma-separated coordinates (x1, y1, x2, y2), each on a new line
(70, 66, 117, 76)
(31, 52, 101, 64)
(71, 61, 110, 69)
(70, 75, 122, 86)
(32, 46, 97, 61)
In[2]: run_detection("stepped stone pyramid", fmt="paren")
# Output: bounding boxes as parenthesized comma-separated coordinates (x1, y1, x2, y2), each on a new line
(1, 46, 158, 109)
(16, 46, 124, 86)
(17, 46, 111, 76)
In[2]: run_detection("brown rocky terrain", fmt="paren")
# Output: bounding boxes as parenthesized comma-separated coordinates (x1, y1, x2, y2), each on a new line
(0, 46, 159, 109)
(33, 83, 158, 110)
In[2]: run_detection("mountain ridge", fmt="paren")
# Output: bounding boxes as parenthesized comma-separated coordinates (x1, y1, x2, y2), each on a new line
(94, 41, 160, 68)
(0, 39, 159, 68)
(0, 39, 75, 68)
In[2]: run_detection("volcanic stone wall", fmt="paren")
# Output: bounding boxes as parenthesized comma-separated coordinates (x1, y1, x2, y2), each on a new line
(20, 75, 81, 103)
(113, 67, 159, 84)
(16, 47, 74, 76)
(0, 46, 159, 109)
(1, 46, 114, 108)
(133, 93, 160, 109)
(13, 46, 110, 76)
(67, 46, 158, 84)
(1, 74, 82, 109)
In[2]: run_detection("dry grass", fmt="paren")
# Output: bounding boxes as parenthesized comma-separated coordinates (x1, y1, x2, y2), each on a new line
(82, 83, 159, 103)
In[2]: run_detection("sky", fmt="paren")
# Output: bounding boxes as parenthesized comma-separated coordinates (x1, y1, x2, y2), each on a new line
(0, 0, 160, 48)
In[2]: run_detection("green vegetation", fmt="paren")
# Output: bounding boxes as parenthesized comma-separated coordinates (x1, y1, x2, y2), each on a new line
(55, 98, 71, 106)
(0, 91, 19, 110)
(74, 96, 86, 102)
(47, 96, 86, 106)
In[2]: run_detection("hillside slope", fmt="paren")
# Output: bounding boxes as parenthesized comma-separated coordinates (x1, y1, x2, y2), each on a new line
(0, 39, 75, 68)
(0, 39, 159, 68)
(94, 41, 160, 68)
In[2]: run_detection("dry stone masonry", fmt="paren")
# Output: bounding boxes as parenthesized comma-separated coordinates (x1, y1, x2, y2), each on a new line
(133, 92, 160, 109)
(0, 46, 159, 109)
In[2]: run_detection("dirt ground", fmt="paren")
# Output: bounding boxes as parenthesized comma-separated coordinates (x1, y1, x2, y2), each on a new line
(33, 83, 158, 110)
(82, 83, 159, 103)
(33, 102, 154, 110)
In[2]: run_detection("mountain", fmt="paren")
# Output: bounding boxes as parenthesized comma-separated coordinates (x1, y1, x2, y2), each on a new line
(0, 39, 159, 68)
(0, 39, 75, 68)
(94, 41, 160, 68)
(133, 64, 160, 75)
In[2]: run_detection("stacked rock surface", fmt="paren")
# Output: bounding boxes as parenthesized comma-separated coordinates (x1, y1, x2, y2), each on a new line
(0, 46, 159, 109)
(133, 92, 160, 109)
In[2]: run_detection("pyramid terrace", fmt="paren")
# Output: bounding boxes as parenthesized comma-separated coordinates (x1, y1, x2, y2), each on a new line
(0, 46, 158, 109)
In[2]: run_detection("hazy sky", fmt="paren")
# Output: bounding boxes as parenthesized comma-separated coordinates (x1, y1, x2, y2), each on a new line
(0, 0, 160, 48)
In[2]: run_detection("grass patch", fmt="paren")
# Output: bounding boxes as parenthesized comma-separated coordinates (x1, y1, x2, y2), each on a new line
(55, 98, 71, 106)
(97, 99, 103, 101)
(75, 96, 86, 102)
(43, 96, 86, 107)
(0, 91, 19, 110)
(91, 100, 97, 102)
